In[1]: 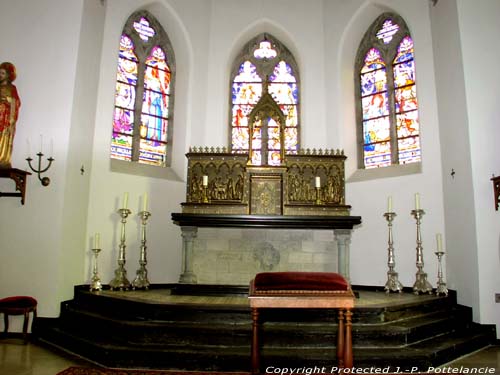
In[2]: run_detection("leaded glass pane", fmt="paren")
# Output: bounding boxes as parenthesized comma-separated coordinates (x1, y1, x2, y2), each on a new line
(234, 61, 261, 82)
(284, 128, 298, 150)
(115, 82, 136, 109)
(360, 69, 387, 96)
(140, 114, 167, 142)
(362, 93, 389, 120)
(139, 138, 166, 166)
(363, 117, 390, 145)
(364, 141, 391, 168)
(251, 151, 261, 165)
(280, 104, 298, 127)
(394, 36, 414, 63)
(268, 151, 281, 166)
(376, 19, 400, 44)
(231, 127, 249, 150)
(113, 108, 134, 135)
(397, 137, 421, 164)
(395, 86, 418, 113)
(254, 40, 277, 59)
(268, 124, 281, 150)
(133, 17, 156, 42)
(396, 111, 419, 138)
(393, 60, 415, 87)
(111, 134, 132, 161)
(361, 48, 385, 73)
(232, 83, 262, 104)
(252, 126, 262, 149)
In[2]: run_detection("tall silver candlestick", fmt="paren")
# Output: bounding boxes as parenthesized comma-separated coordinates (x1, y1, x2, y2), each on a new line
(90, 248, 102, 292)
(384, 212, 403, 293)
(109, 208, 131, 290)
(435, 250, 448, 296)
(411, 209, 433, 294)
(132, 210, 151, 290)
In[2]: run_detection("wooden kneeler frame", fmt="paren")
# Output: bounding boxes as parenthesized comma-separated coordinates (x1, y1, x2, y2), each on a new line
(249, 272, 355, 374)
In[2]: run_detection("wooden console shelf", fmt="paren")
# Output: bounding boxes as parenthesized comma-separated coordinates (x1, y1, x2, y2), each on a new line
(0, 168, 31, 205)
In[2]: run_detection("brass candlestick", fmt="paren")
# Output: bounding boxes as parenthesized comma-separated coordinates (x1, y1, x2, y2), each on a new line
(383, 212, 403, 293)
(109, 208, 132, 291)
(132, 210, 151, 290)
(435, 250, 448, 296)
(202, 185, 209, 203)
(90, 248, 102, 292)
(411, 209, 433, 294)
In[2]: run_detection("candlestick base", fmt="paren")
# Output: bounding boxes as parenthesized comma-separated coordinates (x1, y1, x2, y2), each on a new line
(132, 268, 150, 290)
(385, 270, 403, 293)
(413, 271, 433, 295)
(109, 268, 131, 291)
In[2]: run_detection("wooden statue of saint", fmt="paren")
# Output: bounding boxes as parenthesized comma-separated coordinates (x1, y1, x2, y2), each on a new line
(0, 62, 21, 169)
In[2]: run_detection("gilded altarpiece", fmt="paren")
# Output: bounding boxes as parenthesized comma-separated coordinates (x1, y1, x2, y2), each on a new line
(181, 147, 350, 216)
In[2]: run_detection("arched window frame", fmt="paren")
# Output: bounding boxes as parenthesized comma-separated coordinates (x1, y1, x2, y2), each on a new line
(110, 10, 176, 171)
(355, 13, 421, 170)
(229, 33, 300, 166)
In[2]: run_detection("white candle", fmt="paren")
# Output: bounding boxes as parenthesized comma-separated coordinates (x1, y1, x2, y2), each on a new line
(415, 193, 420, 210)
(387, 196, 393, 212)
(50, 139, 53, 156)
(94, 233, 100, 249)
(143, 193, 148, 211)
(315, 176, 321, 188)
(123, 192, 129, 209)
(27, 138, 31, 156)
(40, 134, 43, 153)
(203, 175, 208, 186)
(436, 233, 443, 251)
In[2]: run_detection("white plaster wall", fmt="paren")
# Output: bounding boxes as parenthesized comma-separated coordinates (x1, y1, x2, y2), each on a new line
(455, 0, 500, 335)
(0, 0, 88, 327)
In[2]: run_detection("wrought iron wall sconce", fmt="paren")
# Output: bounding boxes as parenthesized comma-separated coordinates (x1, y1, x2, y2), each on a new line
(26, 152, 54, 186)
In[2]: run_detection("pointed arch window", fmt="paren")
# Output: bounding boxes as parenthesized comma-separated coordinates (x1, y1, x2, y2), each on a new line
(111, 12, 175, 167)
(356, 14, 421, 169)
(230, 34, 300, 166)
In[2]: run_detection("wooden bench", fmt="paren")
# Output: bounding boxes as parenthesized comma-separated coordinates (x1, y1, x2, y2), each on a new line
(248, 272, 355, 374)
(0, 296, 37, 343)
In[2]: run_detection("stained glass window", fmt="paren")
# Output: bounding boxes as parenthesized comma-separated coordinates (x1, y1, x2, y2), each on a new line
(356, 14, 421, 169)
(111, 11, 175, 167)
(230, 34, 299, 166)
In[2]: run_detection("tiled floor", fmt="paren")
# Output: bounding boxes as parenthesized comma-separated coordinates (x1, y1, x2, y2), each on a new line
(0, 340, 499, 374)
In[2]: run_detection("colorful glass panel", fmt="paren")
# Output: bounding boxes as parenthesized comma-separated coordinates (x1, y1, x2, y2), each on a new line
(111, 134, 133, 161)
(396, 111, 419, 138)
(397, 137, 421, 165)
(360, 69, 387, 97)
(113, 108, 134, 135)
(231, 127, 249, 150)
(284, 128, 298, 150)
(393, 60, 415, 87)
(254, 40, 277, 59)
(133, 17, 156, 42)
(364, 141, 391, 168)
(394, 36, 414, 63)
(376, 19, 400, 44)
(395, 86, 418, 113)
(362, 93, 389, 120)
(139, 138, 166, 165)
(361, 48, 385, 73)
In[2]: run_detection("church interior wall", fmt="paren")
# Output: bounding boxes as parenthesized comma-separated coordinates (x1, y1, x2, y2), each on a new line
(0, 0, 498, 338)
(455, 0, 500, 332)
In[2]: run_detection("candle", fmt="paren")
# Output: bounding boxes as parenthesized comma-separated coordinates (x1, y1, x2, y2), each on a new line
(414, 193, 420, 210)
(123, 192, 129, 209)
(94, 233, 100, 249)
(436, 233, 443, 251)
(50, 139, 53, 156)
(387, 196, 393, 212)
(315, 176, 321, 188)
(143, 193, 148, 211)
(203, 175, 208, 186)
(40, 134, 43, 153)
(27, 138, 31, 156)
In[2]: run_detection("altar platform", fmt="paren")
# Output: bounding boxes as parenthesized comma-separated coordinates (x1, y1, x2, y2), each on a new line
(33, 284, 495, 372)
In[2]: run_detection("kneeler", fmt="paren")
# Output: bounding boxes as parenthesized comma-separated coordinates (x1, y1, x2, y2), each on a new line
(249, 272, 355, 374)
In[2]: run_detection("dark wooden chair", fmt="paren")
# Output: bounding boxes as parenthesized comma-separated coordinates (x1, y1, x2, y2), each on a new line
(248, 272, 355, 374)
(0, 296, 37, 343)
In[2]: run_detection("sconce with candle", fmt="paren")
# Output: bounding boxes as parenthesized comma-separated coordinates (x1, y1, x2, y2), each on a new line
(26, 136, 54, 186)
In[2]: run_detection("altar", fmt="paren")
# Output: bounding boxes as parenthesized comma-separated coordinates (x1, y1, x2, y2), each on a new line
(171, 147, 362, 285)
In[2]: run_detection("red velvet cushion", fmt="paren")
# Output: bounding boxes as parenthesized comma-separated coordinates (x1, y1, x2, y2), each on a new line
(0, 296, 37, 309)
(253, 272, 348, 291)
